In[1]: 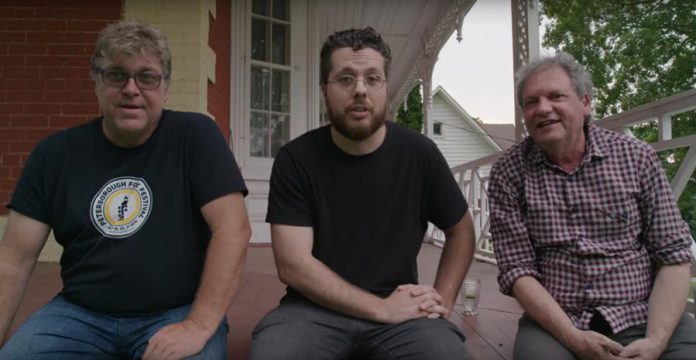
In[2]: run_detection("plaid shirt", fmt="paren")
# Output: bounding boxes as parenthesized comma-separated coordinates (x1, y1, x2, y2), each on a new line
(489, 124, 692, 333)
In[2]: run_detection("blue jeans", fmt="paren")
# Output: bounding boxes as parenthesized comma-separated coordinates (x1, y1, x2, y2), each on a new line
(249, 296, 470, 360)
(0, 296, 228, 360)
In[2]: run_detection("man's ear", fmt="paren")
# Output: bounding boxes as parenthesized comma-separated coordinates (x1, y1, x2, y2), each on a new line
(582, 94, 591, 117)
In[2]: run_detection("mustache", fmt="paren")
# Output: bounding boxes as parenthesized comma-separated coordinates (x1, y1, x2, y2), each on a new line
(347, 102, 371, 110)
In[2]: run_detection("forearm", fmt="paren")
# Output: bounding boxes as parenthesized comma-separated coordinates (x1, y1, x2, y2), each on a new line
(0, 251, 35, 344)
(278, 254, 388, 322)
(645, 263, 690, 349)
(433, 214, 475, 311)
(512, 276, 582, 349)
(186, 229, 250, 336)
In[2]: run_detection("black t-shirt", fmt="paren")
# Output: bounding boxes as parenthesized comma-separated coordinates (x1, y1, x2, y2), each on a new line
(266, 122, 467, 298)
(9, 110, 247, 315)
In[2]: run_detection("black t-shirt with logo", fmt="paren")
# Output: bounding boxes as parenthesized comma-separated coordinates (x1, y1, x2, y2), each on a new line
(10, 110, 247, 315)
(266, 122, 468, 299)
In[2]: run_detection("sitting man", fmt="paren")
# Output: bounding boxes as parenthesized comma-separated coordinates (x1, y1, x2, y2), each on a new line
(249, 27, 476, 360)
(489, 52, 696, 360)
(0, 20, 251, 359)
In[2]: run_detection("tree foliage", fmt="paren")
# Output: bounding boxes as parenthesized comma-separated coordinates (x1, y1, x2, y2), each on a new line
(541, 0, 696, 237)
(395, 84, 423, 132)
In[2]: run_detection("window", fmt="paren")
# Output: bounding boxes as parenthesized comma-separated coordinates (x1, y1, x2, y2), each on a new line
(434, 122, 443, 135)
(249, 0, 290, 158)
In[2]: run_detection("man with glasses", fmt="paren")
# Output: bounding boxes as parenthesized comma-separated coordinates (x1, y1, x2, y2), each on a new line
(0, 20, 251, 359)
(489, 53, 696, 359)
(249, 27, 475, 359)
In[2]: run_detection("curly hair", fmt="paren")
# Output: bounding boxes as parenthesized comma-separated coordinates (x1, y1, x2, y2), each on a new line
(319, 26, 391, 85)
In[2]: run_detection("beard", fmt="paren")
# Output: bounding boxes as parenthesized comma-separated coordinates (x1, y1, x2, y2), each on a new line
(326, 99, 386, 141)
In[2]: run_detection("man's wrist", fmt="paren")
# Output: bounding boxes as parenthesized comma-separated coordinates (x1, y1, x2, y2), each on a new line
(644, 333, 668, 353)
(183, 316, 217, 337)
(558, 326, 583, 351)
(371, 297, 390, 324)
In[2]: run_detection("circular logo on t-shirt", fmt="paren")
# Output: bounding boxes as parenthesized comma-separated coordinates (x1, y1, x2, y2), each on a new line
(90, 177, 153, 238)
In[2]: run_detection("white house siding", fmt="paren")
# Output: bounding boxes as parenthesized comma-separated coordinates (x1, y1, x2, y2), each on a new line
(429, 94, 498, 176)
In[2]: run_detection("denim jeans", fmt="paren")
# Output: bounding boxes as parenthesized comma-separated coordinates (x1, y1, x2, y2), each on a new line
(249, 296, 470, 360)
(0, 296, 228, 360)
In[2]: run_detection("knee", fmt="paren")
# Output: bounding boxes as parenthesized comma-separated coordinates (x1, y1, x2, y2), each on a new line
(514, 319, 575, 360)
(395, 319, 469, 359)
(249, 322, 318, 360)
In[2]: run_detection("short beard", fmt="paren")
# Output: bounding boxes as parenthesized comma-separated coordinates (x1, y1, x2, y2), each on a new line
(326, 101, 386, 141)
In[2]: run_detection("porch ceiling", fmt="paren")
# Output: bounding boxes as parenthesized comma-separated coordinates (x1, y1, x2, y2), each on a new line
(317, 0, 477, 109)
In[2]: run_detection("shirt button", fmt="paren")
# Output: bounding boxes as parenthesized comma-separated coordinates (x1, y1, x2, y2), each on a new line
(585, 283, 593, 290)
(570, 205, 579, 214)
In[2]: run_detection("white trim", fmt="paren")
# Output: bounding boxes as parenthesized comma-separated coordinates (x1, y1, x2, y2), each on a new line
(231, 0, 247, 158)
(306, 0, 321, 132)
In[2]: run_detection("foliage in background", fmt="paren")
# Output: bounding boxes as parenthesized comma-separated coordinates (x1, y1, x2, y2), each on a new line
(395, 84, 424, 132)
(541, 0, 696, 237)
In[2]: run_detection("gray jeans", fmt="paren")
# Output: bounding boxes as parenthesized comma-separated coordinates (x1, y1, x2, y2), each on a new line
(513, 313, 696, 360)
(249, 296, 470, 360)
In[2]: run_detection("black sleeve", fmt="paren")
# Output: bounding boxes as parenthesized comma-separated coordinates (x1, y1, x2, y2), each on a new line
(188, 115, 248, 207)
(8, 140, 52, 225)
(265, 147, 313, 226)
(426, 141, 468, 230)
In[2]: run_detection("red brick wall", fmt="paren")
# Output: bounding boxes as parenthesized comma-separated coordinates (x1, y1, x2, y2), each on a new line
(207, 0, 231, 143)
(0, 0, 122, 212)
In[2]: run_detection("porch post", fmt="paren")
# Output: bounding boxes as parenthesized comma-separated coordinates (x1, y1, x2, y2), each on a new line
(422, 63, 434, 136)
(511, 0, 540, 141)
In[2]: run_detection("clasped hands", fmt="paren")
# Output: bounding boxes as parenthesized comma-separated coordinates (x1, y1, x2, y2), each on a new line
(570, 329, 664, 360)
(379, 284, 449, 324)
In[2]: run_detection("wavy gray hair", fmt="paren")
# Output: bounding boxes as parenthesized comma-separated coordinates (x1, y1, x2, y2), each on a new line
(90, 20, 171, 83)
(515, 52, 594, 122)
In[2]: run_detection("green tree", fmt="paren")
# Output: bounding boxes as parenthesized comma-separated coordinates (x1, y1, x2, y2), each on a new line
(395, 84, 423, 132)
(541, 0, 696, 237)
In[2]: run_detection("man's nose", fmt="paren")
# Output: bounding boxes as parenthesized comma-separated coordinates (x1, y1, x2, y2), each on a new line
(537, 97, 552, 113)
(353, 79, 368, 96)
(121, 77, 140, 95)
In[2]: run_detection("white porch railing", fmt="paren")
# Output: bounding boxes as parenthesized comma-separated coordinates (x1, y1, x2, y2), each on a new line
(434, 88, 696, 312)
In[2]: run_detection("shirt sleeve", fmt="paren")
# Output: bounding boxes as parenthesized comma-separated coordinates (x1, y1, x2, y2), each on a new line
(188, 115, 248, 207)
(8, 139, 52, 225)
(638, 147, 692, 265)
(425, 142, 468, 230)
(265, 147, 313, 227)
(489, 156, 542, 295)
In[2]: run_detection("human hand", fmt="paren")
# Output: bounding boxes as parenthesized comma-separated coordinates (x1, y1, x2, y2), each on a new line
(142, 320, 211, 360)
(378, 284, 443, 324)
(618, 337, 664, 360)
(397, 284, 449, 318)
(568, 329, 626, 360)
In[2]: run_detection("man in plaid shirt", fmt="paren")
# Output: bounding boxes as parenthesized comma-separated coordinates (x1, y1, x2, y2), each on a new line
(489, 52, 696, 360)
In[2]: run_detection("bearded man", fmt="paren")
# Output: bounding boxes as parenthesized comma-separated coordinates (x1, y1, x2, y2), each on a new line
(248, 27, 476, 360)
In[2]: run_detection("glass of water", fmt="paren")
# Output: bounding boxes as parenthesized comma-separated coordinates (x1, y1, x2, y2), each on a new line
(460, 278, 481, 315)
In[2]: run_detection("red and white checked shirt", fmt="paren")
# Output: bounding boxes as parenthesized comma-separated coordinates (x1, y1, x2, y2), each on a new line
(489, 125, 692, 333)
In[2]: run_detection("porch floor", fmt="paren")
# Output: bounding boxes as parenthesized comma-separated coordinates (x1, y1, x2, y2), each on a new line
(10, 244, 522, 359)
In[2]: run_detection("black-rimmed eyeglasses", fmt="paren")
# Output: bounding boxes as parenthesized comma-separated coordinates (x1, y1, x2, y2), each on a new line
(97, 68, 165, 90)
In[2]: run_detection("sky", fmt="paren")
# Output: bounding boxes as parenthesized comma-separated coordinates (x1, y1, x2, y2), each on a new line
(432, 0, 519, 125)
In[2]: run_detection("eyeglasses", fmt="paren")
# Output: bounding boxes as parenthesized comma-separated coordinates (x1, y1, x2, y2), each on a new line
(327, 74, 387, 91)
(97, 68, 165, 90)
